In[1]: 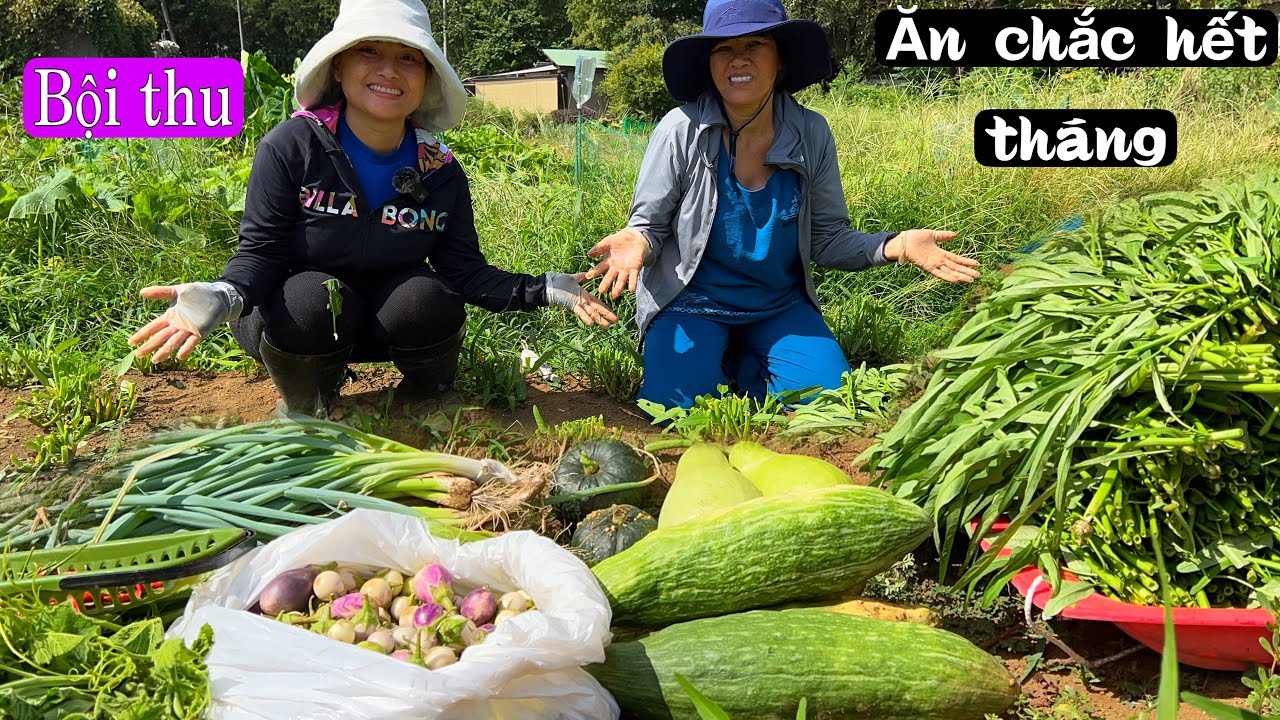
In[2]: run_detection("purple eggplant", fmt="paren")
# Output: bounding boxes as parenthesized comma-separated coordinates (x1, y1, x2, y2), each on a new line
(258, 568, 319, 616)
(331, 592, 366, 619)
(413, 602, 445, 629)
(458, 587, 498, 626)
(412, 563, 454, 607)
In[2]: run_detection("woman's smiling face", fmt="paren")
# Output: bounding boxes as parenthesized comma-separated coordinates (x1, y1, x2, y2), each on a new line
(334, 41, 430, 126)
(709, 34, 779, 111)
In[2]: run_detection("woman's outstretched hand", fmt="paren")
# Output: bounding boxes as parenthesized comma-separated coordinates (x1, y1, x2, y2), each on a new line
(886, 229, 981, 283)
(545, 272, 619, 328)
(585, 228, 649, 298)
(128, 282, 241, 363)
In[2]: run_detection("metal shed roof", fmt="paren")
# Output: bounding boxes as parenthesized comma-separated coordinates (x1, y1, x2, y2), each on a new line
(540, 49, 610, 70)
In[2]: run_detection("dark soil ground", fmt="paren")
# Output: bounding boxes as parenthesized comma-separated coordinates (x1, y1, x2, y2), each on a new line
(0, 367, 1261, 719)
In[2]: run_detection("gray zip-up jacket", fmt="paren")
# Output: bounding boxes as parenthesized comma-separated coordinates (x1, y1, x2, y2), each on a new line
(627, 91, 897, 339)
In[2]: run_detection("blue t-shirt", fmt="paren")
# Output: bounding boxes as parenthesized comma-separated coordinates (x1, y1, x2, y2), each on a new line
(667, 140, 804, 320)
(337, 113, 418, 208)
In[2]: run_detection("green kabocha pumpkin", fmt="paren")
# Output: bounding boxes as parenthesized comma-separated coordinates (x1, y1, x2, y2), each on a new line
(552, 439, 652, 525)
(571, 504, 658, 566)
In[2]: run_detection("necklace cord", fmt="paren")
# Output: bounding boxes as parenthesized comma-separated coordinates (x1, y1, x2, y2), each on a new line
(718, 91, 773, 182)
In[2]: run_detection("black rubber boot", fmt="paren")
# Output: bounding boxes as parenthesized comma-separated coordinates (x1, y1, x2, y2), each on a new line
(258, 334, 353, 418)
(389, 325, 466, 398)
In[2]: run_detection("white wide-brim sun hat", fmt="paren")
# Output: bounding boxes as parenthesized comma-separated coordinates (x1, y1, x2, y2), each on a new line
(293, 0, 467, 133)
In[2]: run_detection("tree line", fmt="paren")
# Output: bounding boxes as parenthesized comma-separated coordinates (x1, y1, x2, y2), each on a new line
(1, 0, 1265, 119)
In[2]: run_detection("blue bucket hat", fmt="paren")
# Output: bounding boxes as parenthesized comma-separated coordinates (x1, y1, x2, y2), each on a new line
(661, 0, 832, 103)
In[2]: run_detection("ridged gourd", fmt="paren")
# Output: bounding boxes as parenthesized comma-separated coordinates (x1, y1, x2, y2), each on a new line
(587, 608, 1021, 720)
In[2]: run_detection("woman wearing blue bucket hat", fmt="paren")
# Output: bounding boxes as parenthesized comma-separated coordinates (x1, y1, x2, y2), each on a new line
(126, 0, 617, 418)
(586, 0, 980, 409)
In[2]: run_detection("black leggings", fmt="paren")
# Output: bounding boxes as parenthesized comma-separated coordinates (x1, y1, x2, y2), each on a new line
(230, 266, 466, 362)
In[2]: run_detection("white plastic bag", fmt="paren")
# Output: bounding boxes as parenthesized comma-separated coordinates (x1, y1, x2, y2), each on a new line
(166, 509, 618, 719)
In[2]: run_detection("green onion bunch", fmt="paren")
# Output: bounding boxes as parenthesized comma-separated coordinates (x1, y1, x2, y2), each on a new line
(863, 173, 1280, 608)
(9, 418, 512, 548)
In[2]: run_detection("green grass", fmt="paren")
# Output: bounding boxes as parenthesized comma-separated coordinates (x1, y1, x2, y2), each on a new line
(0, 61, 1277, 467)
(798, 65, 1280, 353)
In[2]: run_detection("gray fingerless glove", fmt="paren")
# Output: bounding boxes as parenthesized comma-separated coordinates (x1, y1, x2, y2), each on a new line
(169, 281, 244, 336)
(543, 272, 584, 309)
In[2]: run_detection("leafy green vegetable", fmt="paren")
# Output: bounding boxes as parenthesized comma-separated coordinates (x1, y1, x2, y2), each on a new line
(323, 278, 343, 342)
(0, 599, 213, 719)
(1042, 578, 1094, 619)
(865, 173, 1280, 608)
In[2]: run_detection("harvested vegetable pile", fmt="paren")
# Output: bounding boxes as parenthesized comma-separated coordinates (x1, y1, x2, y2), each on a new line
(10, 418, 537, 548)
(255, 561, 535, 667)
(581, 464, 1018, 720)
(864, 173, 1280, 608)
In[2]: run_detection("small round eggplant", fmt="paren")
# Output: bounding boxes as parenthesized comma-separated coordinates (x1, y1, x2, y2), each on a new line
(398, 604, 421, 628)
(258, 568, 319, 616)
(381, 569, 406, 596)
(424, 646, 458, 669)
(326, 621, 356, 644)
(412, 563, 454, 604)
(366, 630, 397, 653)
(459, 587, 498, 626)
(361, 578, 394, 609)
(498, 590, 533, 612)
(413, 603, 445, 629)
(330, 592, 366, 620)
(392, 626, 418, 648)
(390, 596, 412, 621)
(313, 571, 345, 601)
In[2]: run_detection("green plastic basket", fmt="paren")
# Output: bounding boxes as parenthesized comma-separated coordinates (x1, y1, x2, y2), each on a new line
(0, 528, 256, 615)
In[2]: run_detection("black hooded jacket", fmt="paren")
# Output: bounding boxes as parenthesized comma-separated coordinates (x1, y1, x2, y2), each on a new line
(217, 104, 548, 315)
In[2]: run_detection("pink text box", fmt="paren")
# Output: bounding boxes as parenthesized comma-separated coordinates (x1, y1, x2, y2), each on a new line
(23, 58, 245, 139)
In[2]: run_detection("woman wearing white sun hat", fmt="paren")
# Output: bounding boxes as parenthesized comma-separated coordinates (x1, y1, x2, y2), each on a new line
(128, 0, 615, 416)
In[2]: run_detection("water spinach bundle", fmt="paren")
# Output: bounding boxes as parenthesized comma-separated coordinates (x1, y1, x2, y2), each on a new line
(864, 174, 1280, 608)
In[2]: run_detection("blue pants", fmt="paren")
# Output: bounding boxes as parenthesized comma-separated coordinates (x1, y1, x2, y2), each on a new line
(638, 301, 850, 409)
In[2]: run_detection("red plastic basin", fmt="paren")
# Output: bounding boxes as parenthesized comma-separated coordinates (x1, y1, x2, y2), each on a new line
(976, 521, 1273, 671)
